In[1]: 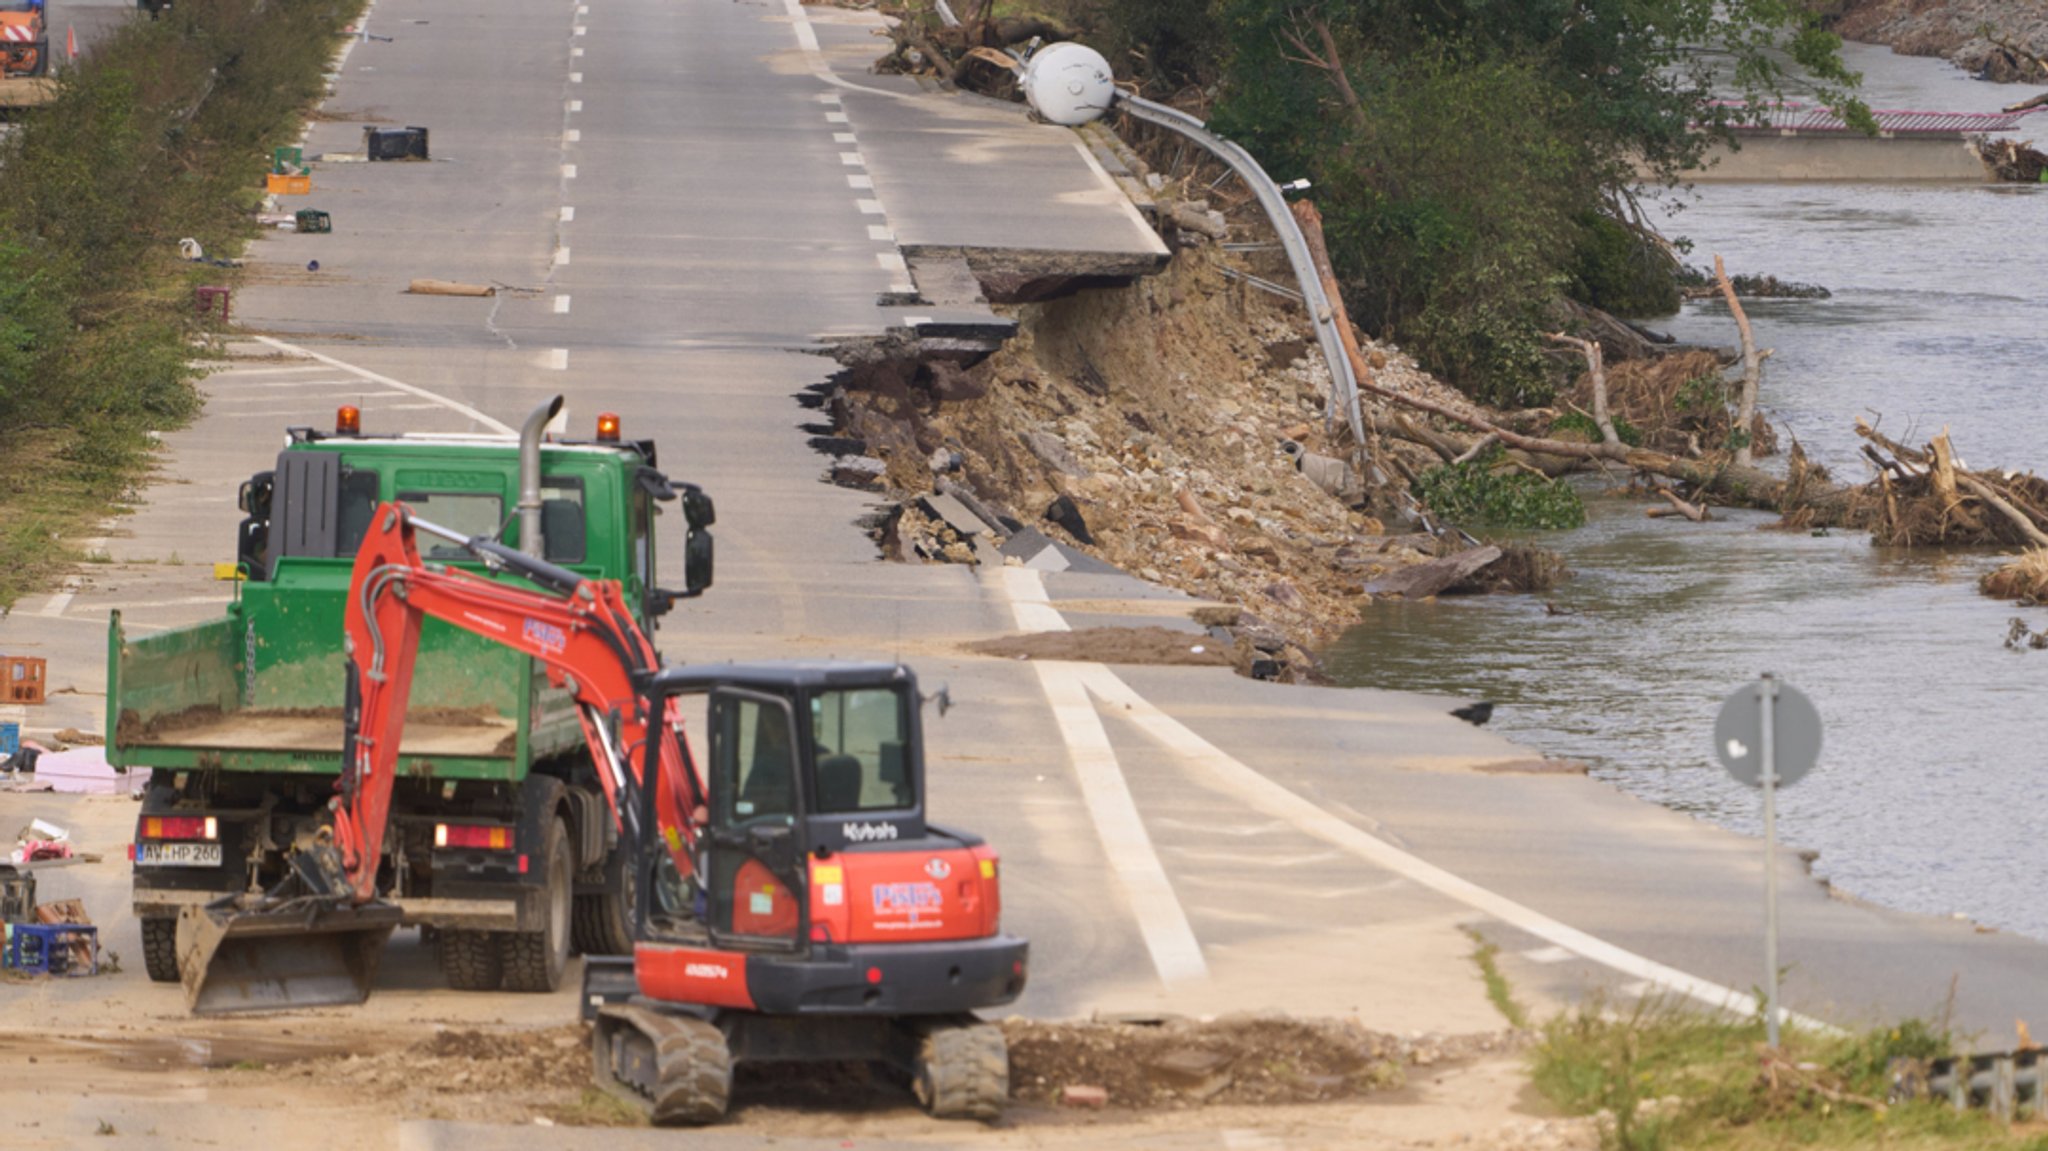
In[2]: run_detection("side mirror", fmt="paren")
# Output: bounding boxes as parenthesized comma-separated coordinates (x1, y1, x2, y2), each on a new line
(683, 527, 713, 597)
(681, 486, 716, 532)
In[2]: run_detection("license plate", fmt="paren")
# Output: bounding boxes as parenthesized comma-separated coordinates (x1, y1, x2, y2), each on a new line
(139, 842, 223, 868)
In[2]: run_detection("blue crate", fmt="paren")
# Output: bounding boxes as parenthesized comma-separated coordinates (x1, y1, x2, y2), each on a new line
(0, 723, 17, 757)
(1, 923, 99, 976)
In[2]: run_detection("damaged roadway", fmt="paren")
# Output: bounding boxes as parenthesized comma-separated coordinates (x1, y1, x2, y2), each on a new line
(4, 0, 2048, 1146)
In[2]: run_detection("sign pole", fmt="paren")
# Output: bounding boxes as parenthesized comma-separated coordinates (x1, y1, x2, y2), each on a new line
(1760, 673, 1780, 1049)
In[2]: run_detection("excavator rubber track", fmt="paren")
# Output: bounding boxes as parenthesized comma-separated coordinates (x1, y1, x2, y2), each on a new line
(591, 1004, 733, 1125)
(176, 895, 402, 1015)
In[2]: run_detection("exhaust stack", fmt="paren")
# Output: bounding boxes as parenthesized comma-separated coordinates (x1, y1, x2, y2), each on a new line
(517, 395, 566, 559)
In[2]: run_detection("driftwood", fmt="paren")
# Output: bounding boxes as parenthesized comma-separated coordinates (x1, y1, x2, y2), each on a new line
(1547, 332, 1618, 446)
(1653, 487, 1712, 522)
(1713, 255, 1764, 467)
(1855, 420, 2048, 547)
(1364, 546, 1502, 598)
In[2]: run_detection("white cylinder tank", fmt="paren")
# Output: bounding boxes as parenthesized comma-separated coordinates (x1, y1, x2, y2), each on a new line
(1021, 42, 1115, 127)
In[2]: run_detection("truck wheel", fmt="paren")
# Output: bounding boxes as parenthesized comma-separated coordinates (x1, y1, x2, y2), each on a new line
(27, 40, 48, 78)
(571, 846, 637, 956)
(500, 818, 571, 992)
(914, 1021, 1008, 1120)
(141, 917, 181, 983)
(438, 929, 504, 991)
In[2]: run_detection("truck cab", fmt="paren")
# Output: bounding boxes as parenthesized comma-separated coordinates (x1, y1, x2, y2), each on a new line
(116, 403, 711, 994)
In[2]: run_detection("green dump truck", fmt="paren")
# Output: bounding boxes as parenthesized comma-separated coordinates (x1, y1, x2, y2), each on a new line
(112, 397, 712, 993)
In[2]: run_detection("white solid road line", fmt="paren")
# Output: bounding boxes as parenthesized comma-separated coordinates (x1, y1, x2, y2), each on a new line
(249, 337, 515, 434)
(1031, 660, 1209, 984)
(997, 566, 1833, 1031)
(1077, 662, 1834, 1032)
(999, 567, 1207, 982)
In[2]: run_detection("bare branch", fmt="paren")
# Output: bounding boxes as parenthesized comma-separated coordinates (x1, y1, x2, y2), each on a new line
(1714, 254, 1763, 467)
(1547, 331, 1618, 446)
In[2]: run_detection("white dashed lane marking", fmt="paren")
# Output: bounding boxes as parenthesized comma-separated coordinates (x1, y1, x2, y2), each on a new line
(554, 296, 572, 314)
(847, 174, 872, 189)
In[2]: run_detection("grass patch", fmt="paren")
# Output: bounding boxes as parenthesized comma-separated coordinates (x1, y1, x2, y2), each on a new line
(1464, 928, 1529, 1030)
(0, 0, 367, 610)
(1530, 995, 2041, 1150)
(546, 1085, 647, 1127)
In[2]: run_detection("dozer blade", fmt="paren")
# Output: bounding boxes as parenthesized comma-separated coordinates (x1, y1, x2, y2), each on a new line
(176, 896, 402, 1015)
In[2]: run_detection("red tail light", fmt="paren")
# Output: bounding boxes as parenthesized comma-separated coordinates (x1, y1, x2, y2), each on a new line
(434, 823, 513, 850)
(141, 816, 217, 841)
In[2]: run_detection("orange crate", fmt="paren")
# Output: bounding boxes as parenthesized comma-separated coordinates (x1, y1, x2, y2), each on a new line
(266, 173, 312, 196)
(2, 657, 45, 706)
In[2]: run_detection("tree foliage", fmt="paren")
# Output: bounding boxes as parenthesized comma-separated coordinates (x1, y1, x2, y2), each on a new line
(1086, 0, 1863, 404)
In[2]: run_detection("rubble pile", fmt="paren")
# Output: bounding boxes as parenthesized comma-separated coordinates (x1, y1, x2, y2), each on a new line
(820, 250, 1486, 678)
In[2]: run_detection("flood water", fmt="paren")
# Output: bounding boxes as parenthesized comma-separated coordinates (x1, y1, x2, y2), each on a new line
(1325, 42, 2048, 941)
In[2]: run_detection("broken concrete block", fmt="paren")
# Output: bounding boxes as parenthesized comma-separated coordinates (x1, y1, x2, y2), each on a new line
(1024, 429, 1089, 477)
(918, 492, 997, 539)
(1146, 1049, 1235, 1101)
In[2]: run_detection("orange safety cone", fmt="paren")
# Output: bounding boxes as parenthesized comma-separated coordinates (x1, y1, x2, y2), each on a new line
(65, 24, 75, 60)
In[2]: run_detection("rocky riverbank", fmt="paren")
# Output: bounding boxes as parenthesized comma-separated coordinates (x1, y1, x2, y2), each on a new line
(1821, 0, 2048, 81)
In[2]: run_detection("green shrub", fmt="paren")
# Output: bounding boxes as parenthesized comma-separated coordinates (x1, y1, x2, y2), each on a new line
(1568, 213, 1681, 318)
(0, 0, 363, 608)
(1413, 452, 1585, 530)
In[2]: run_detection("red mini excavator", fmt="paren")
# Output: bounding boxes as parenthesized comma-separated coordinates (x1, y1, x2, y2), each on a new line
(178, 499, 1027, 1122)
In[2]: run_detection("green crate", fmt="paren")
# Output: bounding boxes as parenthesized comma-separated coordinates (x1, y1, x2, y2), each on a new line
(295, 209, 331, 234)
(272, 146, 304, 175)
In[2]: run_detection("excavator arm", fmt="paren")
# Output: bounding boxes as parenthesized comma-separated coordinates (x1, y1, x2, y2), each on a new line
(177, 501, 706, 1014)
(334, 501, 705, 903)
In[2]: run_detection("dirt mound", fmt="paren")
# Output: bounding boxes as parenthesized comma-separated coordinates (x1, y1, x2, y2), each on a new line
(1004, 1015, 1513, 1109)
(965, 626, 1233, 667)
(308, 1024, 589, 1103)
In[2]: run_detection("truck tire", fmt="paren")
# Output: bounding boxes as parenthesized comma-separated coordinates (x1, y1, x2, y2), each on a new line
(141, 917, 180, 983)
(500, 818, 571, 992)
(572, 846, 637, 957)
(914, 1020, 1009, 1120)
(27, 39, 48, 78)
(438, 929, 504, 991)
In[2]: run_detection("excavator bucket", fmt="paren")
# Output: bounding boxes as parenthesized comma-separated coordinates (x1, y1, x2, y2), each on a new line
(176, 896, 403, 1015)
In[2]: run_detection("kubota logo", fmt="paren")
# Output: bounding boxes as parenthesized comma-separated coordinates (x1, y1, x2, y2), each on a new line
(842, 822, 897, 843)
(684, 962, 729, 980)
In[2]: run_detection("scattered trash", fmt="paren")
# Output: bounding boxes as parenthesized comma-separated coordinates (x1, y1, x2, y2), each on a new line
(408, 279, 495, 298)
(1, 656, 46, 706)
(12, 817, 70, 864)
(195, 285, 232, 321)
(0, 864, 34, 922)
(1060, 1084, 1109, 1108)
(364, 125, 429, 161)
(30, 746, 148, 797)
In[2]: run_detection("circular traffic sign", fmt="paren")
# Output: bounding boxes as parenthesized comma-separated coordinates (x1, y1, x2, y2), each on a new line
(1714, 678, 1822, 788)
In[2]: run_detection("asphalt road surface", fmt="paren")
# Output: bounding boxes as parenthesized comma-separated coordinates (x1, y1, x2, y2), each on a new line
(3, 7, 2045, 1147)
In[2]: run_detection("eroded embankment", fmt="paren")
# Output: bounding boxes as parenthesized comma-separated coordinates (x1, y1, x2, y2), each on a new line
(810, 248, 1509, 680)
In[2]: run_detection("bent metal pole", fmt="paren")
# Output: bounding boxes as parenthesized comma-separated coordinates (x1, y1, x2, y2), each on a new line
(1113, 94, 1371, 469)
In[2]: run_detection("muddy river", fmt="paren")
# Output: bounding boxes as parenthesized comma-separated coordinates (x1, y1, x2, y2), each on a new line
(1327, 42, 2048, 941)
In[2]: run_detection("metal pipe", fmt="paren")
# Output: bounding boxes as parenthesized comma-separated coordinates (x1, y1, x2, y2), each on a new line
(518, 395, 565, 559)
(1113, 95, 1368, 463)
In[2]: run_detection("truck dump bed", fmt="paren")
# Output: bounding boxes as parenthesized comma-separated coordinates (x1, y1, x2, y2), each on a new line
(131, 709, 516, 759)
